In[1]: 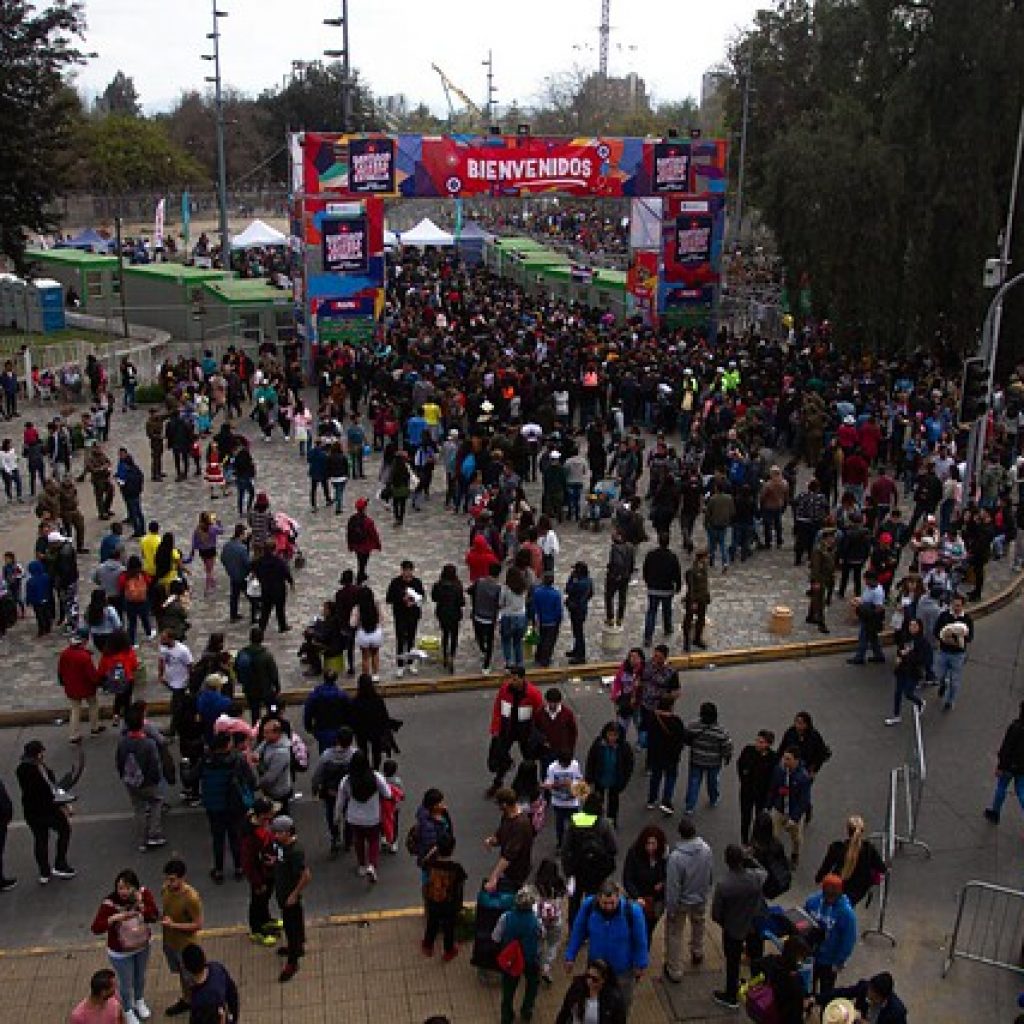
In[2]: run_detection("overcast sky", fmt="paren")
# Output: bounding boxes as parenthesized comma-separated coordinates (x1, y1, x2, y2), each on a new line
(74, 0, 762, 114)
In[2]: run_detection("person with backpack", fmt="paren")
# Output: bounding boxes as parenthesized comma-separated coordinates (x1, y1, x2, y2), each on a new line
(663, 817, 713, 983)
(116, 705, 167, 852)
(118, 555, 154, 647)
(335, 751, 391, 884)
(492, 885, 545, 1024)
(420, 833, 468, 961)
(346, 497, 382, 584)
(200, 730, 252, 884)
(710, 844, 768, 1010)
(564, 879, 649, 1014)
(584, 721, 635, 829)
(411, 788, 455, 879)
(115, 452, 146, 538)
(239, 796, 282, 947)
(561, 789, 618, 924)
(97, 629, 139, 727)
(646, 698, 687, 816)
(235, 627, 280, 725)
(311, 727, 358, 856)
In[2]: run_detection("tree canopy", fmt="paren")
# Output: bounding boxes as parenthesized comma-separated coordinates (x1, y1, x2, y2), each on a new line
(0, 0, 86, 271)
(726, 0, 1024, 356)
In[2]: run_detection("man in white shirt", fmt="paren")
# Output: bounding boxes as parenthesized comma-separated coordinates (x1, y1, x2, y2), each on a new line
(158, 630, 194, 737)
(847, 570, 886, 665)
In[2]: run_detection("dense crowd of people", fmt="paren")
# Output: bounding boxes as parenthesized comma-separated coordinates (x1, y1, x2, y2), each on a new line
(1, 246, 1020, 1022)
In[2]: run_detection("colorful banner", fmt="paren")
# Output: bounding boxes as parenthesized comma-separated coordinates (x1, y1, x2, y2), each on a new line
(153, 198, 165, 250)
(674, 213, 713, 267)
(651, 141, 691, 193)
(347, 137, 396, 195)
(321, 216, 369, 274)
(628, 251, 659, 301)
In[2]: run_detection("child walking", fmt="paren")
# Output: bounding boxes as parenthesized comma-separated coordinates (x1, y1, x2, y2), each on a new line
(421, 834, 467, 961)
(380, 759, 405, 855)
(534, 858, 568, 984)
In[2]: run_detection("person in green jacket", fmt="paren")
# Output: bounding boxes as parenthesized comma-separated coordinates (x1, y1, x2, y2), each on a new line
(235, 626, 280, 723)
(491, 886, 543, 1024)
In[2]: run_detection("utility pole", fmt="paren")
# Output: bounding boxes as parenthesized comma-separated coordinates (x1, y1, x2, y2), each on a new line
(203, 2, 230, 269)
(734, 43, 753, 248)
(599, 0, 610, 78)
(483, 50, 497, 126)
(324, 0, 352, 131)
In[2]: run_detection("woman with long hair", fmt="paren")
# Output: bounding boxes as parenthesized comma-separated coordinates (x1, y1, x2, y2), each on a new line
(814, 814, 886, 906)
(622, 825, 668, 950)
(153, 532, 182, 590)
(554, 958, 626, 1024)
(188, 511, 223, 596)
(498, 565, 528, 669)
(431, 562, 465, 672)
(85, 588, 121, 652)
(351, 673, 393, 770)
(610, 647, 645, 741)
(97, 628, 139, 726)
(352, 585, 383, 681)
(335, 750, 390, 883)
(90, 868, 160, 1024)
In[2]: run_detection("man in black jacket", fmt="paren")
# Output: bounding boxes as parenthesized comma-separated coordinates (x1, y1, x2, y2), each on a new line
(736, 730, 777, 845)
(817, 971, 907, 1024)
(642, 532, 681, 648)
(386, 559, 425, 678)
(253, 545, 295, 634)
(984, 700, 1024, 823)
(16, 739, 75, 883)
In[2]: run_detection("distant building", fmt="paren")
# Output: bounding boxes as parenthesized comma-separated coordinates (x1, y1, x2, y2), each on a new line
(700, 68, 729, 132)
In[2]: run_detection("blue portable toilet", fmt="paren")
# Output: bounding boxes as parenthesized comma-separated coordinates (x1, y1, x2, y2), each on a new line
(28, 278, 66, 334)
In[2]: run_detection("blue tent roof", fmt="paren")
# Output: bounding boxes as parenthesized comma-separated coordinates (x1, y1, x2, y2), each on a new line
(457, 221, 492, 241)
(60, 228, 112, 253)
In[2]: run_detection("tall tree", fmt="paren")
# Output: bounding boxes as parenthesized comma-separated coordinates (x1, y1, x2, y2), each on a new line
(98, 70, 141, 117)
(0, 0, 86, 270)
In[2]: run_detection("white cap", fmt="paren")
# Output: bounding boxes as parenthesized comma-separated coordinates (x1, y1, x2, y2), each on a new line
(47, 530, 67, 543)
(549, 451, 561, 460)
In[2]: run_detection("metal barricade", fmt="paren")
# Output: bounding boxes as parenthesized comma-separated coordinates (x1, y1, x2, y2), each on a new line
(942, 881, 1024, 978)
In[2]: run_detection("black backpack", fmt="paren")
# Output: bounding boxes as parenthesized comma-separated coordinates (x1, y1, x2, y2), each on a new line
(574, 824, 615, 888)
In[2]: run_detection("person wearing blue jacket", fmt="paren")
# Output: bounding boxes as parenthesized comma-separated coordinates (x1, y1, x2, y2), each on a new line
(565, 880, 649, 1012)
(804, 874, 858, 998)
(196, 673, 233, 745)
(492, 886, 544, 1024)
(180, 943, 239, 1023)
(25, 559, 54, 636)
(768, 748, 812, 867)
(532, 572, 564, 667)
(306, 438, 329, 512)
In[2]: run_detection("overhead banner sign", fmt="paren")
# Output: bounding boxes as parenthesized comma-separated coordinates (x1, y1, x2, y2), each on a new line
(674, 213, 713, 267)
(322, 216, 368, 274)
(652, 142, 691, 193)
(347, 137, 396, 195)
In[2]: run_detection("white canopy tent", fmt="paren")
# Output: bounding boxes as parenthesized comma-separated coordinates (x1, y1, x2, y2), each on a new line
(230, 219, 287, 249)
(384, 228, 400, 248)
(399, 218, 454, 247)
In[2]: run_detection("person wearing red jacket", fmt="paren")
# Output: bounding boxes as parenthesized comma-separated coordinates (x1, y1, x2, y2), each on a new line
(857, 416, 882, 465)
(841, 449, 870, 505)
(465, 532, 500, 582)
(346, 497, 382, 584)
(487, 666, 544, 796)
(532, 687, 579, 778)
(59, 626, 102, 743)
(240, 796, 283, 946)
(90, 868, 160, 1024)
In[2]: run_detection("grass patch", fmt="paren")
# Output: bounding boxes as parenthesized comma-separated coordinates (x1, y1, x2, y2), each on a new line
(0, 327, 116, 351)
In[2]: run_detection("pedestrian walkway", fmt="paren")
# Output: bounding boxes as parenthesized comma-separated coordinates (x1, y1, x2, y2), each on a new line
(0, 909, 741, 1024)
(0, 398, 1017, 714)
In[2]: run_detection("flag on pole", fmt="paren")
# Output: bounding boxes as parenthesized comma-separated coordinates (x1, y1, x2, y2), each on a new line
(181, 192, 191, 255)
(154, 198, 166, 251)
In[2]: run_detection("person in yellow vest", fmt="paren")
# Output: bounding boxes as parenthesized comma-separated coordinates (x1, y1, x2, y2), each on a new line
(140, 521, 161, 578)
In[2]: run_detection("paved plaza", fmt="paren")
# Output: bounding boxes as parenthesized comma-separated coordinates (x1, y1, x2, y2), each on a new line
(0, 395, 1017, 715)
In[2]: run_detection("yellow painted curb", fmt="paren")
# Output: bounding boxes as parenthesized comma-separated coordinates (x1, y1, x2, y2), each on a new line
(3, 572, 1021, 728)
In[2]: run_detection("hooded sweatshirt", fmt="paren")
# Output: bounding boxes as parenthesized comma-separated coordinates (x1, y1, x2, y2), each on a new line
(25, 560, 52, 607)
(666, 836, 714, 909)
(466, 533, 500, 582)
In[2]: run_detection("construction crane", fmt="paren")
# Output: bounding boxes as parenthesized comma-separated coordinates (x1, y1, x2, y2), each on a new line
(431, 63, 484, 129)
(599, 0, 610, 78)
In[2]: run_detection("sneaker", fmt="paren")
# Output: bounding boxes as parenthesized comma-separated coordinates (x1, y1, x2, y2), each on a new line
(124, 1011, 140, 1024)
(984, 808, 1000, 823)
(146, 837, 168, 848)
(884, 717, 902, 726)
(357, 866, 367, 877)
(712, 991, 739, 1010)
(264, 919, 284, 933)
(408, 661, 419, 675)
(659, 803, 674, 816)
(646, 802, 657, 810)
(249, 932, 277, 946)
(0, 878, 17, 892)
(395, 667, 405, 679)
(938, 681, 947, 698)
(366, 865, 377, 883)
(279, 963, 298, 983)
(442, 946, 459, 962)
(421, 941, 434, 957)
(52, 866, 76, 879)
(918, 699, 927, 714)
(134, 999, 152, 1021)
(38, 875, 50, 885)
(481, 666, 492, 675)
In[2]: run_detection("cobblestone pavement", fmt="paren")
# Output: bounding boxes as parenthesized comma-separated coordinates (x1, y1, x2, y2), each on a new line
(0, 396, 1015, 712)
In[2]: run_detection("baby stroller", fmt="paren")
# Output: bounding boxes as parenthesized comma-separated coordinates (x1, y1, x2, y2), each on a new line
(582, 478, 620, 531)
(271, 511, 305, 568)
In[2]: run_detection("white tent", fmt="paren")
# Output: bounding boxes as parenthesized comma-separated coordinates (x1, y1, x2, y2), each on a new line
(230, 219, 287, 249)
(384, 228, 400, 248)
(399, 218, 454, 247)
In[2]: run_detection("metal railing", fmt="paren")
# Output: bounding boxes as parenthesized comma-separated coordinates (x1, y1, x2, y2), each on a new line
(942, 881, 1024, 978)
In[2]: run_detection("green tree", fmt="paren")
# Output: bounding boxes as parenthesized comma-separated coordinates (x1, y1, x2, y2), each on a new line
(98, 70, 141, 117)
(74, 115, 207, 193)
(0, 0, 86, 270)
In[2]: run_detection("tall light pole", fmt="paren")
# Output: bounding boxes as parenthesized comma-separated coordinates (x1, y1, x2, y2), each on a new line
(483, 50, 497, 127)
(733, 42, 753, 248)
(324, 0, 351, 131)
(203, 2, 230, 268)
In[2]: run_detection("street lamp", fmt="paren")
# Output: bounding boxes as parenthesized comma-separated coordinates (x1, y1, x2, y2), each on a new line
(323, 2, 351, 132)
(202, 2, 230, 269)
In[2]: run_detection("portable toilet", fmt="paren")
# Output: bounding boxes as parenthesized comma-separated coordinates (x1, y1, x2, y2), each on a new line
(0, 274, 19, 330)
(10, 278, 28, 331)
(30, 278, 66, 333)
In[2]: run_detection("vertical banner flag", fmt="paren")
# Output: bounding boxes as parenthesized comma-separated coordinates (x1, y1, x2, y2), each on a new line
(454, 198, 464, 242)
(153, 198, 165, 251)
(181, 192, 191, 255)
(346, 137, 397, 194)
(652, 141, 691, 193)
(675, 212, 712, 267)
(322, 216, 368, 274)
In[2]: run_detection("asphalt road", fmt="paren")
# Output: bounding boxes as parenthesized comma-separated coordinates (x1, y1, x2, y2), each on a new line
(1, 599, 1023, 1020)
